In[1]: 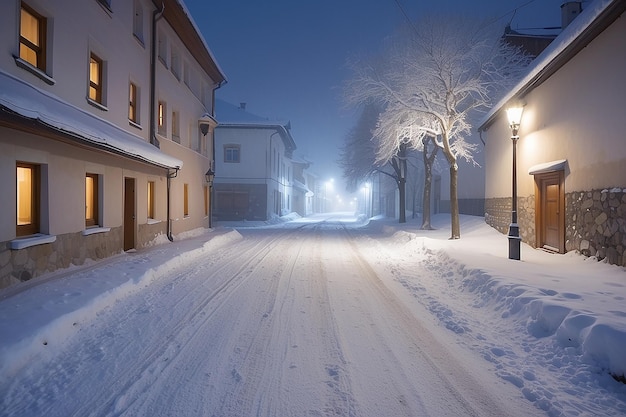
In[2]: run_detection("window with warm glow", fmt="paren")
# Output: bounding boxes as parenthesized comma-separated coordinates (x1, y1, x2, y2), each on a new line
(85, 173, 99, 227)
(147, 181, 155, 219)
(20, 4, 46, 70)
(89, 53, 103, 103)
(129, 82, 138, 123)
(158, 101, 166, 135)
(16, 163, 40, 236)
(183, 184, 189, 217)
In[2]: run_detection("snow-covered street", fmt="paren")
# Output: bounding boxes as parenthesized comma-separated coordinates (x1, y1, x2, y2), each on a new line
(1, 213, 625, 416)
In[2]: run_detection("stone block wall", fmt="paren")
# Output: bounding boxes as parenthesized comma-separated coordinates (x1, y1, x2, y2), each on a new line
(486, 188, 626, 267)
(484, 196, 535, 245)
(0, 227, 123, 289)
(566, 189, 626, 266)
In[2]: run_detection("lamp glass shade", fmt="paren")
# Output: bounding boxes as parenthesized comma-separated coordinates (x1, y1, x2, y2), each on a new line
(506, 106, 524, 128)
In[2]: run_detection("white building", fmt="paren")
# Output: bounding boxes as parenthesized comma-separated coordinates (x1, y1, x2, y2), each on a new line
(213, 100, 297, 221)
(0, 0, 226, 289)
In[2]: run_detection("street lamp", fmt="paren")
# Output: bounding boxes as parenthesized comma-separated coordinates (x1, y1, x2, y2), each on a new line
(506, 105, 524, 260)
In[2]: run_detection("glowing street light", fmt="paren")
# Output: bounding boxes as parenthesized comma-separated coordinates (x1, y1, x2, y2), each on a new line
(506, 105, 524, 260)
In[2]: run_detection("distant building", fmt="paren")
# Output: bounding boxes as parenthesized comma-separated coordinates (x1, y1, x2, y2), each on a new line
(213, 100, 298, 221)
(0, 0, 226, 289)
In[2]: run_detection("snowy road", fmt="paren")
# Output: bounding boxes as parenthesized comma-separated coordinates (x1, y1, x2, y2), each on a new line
(2, 216, 540, 416)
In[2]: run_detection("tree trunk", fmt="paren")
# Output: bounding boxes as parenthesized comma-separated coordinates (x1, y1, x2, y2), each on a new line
(421, 137, 438, 230)
(398, 175, 406, 223)
(449, 164, 460, 239)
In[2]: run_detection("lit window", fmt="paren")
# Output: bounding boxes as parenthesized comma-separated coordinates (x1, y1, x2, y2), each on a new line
(16, 163, 40, 236)
(147, 181, 155, 219)
(85, 173, 99, 227)
(157, 101, 166, 135)
(224, 145, 240, 163)
(129, 82, 138, 123)
(19, 4, 46, 71)
(183, 183, 189, 217)
(89, 53, 103, 103)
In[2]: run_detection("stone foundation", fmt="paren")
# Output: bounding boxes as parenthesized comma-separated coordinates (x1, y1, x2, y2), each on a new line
(0, 227, 124, 289)
(486, 188, 626, 267)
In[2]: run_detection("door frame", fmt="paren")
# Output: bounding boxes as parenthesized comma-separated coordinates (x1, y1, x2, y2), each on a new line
(534, 170, 565, 253)
(124, 177, 136, 251)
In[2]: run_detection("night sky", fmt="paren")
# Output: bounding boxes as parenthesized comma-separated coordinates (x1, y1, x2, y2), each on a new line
(184, 0, 566, 193)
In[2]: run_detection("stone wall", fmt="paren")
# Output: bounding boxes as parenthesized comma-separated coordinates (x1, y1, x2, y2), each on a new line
(486, 189, 626, 267)
(484, 196, 535, 245)
(0, 227, 123, 289)
(566, 189, 626, 266)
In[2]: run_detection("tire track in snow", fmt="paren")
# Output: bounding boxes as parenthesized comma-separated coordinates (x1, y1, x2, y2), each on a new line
(326, 225, 524, 417)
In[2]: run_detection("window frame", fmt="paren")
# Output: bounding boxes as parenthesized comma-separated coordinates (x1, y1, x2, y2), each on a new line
(147, 180, 155, 219)
(183, 183, 189, 217)
(171, 110, 180, 142)
(16, 162, 40, 237)
(132, 0, 144, 44)
(19, 3, 47, 72)
(157, 100, 167, 135)
(224, 145, 241, 163)
(129, 81, 139, 124)
(89, 52, 104, 105)
(85, 173, 100, 227)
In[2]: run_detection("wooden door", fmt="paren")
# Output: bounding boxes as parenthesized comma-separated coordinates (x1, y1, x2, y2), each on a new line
(536, 171, 564, 252)
(124, 177, 135, 251)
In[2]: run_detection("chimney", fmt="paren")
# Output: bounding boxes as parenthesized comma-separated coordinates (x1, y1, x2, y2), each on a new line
(561, 2, 582, 29)
(239, 102, 246, 110)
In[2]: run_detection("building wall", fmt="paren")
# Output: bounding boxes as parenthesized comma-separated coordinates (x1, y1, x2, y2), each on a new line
(0, 0, 221, 289)
(483, 14, 626, 265)
(215, 126, 293, 219)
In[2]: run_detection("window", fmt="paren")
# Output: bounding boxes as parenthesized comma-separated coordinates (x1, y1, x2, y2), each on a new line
(129, 82, 139, 124)
(132, 0, 144, 43)
(89, 53, 104, 104)
(157, 101, 166, 135)
(16, 163, 40, 236)
(19, 3, 47, 71)
(85, 173, 99, 227)
(224, 145, 240, 163)
(157, 30, 167, 65)
(183, 183, 189, 217)
(171, 110, 179, 142)
(170, 46, 180, 80)
(147, 181, 155, 219)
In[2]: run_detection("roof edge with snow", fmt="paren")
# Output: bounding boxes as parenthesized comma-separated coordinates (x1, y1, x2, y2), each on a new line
(0, 70, 183, 170)
(478, 0, 625, 132)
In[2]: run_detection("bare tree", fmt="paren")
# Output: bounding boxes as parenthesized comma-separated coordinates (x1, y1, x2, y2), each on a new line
(346, 16, 530, 238)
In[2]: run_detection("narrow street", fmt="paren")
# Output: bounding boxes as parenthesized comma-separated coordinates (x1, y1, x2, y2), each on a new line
(1, 216, 537, 417)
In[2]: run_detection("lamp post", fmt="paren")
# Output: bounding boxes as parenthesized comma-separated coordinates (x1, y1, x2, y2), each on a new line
(205, 168, 215, 228)
(506, 105, 524, 260)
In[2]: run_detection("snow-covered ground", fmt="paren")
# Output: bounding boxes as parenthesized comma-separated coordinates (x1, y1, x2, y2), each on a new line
(0, 213, 625, 416)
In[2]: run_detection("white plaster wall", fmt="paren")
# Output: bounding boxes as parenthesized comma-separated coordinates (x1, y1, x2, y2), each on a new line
(485, 14, 626, 198)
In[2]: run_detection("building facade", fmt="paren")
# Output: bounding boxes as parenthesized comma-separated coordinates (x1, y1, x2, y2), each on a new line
(479, 0, 626, 265)
(214, 101, 297, 221)
(0, 0, 225, 289)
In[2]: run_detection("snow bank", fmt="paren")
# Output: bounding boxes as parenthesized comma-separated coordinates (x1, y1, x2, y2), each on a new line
(0, 229, 242, 376)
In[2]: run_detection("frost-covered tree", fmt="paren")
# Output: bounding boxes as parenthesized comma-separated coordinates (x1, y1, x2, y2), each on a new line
(345, 15, 530, 238)
(340, 103, 413, 223)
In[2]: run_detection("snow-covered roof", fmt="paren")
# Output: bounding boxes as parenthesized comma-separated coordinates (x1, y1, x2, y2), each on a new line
(215, 99, 297, 152)
(478, 0, 624, 131)
(0, 70, 182, 169)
